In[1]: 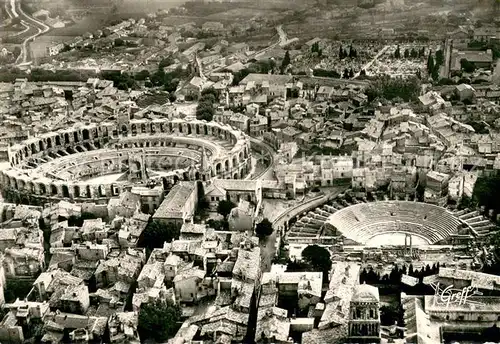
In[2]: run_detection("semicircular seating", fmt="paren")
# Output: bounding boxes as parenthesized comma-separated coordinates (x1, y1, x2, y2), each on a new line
(327, 201, 462, 245)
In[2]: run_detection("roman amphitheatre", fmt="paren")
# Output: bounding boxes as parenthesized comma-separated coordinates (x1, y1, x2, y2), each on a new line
(0, 118, 252, 204)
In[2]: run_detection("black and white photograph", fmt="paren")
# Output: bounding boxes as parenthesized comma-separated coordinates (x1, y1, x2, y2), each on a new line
(0, 0, 499, 343)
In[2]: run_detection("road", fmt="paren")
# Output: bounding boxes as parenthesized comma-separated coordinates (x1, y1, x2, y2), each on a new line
(249, 138, 277, 181)
(259, 186, 349, 272)
(353, 45, 390, 79)
(8, 0, 50, 65)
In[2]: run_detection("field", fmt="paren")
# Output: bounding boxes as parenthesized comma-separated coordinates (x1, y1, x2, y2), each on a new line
(29, 35, 74, 60)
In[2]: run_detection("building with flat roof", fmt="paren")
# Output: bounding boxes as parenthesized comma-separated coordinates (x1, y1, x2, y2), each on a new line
(152, 182, 198, 228)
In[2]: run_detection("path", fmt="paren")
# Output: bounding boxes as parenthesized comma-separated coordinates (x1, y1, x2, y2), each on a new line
(259, 186, 349, 272)
(249, 138, 276, 181)
(353, 45, 390, 79)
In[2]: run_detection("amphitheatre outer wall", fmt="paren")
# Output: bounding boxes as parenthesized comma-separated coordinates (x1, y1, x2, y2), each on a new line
(1, 119, 252, 204)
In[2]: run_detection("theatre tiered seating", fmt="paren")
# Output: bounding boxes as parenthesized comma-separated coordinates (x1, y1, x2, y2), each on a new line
(327, 201, 462, 245)
(455, 209, 499, 238)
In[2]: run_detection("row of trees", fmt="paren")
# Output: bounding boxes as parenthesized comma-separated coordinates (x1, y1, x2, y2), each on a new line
(426, 49, 444, 80)
(360, 262, 441, 285)
(339, 44, 358, 59)
(393, 45, 426, 59)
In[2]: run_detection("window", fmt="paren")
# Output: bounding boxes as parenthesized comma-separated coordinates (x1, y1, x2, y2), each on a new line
(477, 316, 483, 322)
(457, 315, 464, 321)
(211, 197, 215, 201)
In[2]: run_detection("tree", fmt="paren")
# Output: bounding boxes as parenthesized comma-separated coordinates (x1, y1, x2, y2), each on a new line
(140, 220, 180, 251)
(134, 69, 150, 81)
(301, 245, 332, 275)
(196, 87, 219, 121)
(196, 181, 209, 214)
(394, 45, 401, 59)
(427, 53, 435, 74)
(281, 50, 291, 73)
(217, 200, 236, 218)
(196, 101, 215, 121)
(138, 300, 181, 342)
(255, 218, 273, 237)
(460, 58, 476, 73)
(435, 49, 444, 67)
(159, 56, 175, 70)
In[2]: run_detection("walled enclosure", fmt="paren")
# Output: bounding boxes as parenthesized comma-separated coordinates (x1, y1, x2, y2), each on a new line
(1, 119, 252, 204)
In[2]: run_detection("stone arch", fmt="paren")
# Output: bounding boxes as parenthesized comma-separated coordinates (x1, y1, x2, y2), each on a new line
(74, 185, 80, 198)
(103, 127, 109, 137)
(86, 185, 92, 198)
(178, 123, 183, 133)
(27, 181, 34, 193)
(203, 125, 208, 135)
(62, 185, 70, 198)
(216, 163, 222, 174)
(47, 138, 52, 149)
(74, 131, 79, 142)
(55, 135, 61, 146)
(39, 140, 44, 152)
(151, 123, 156, 134)
(50, 184, 58, 196)
(93, 128, 98, 138)
(239, 151, 244, 162)
(121, 125, 128, 136)
(64, 133, 70, 144)
(195, 171, 200, 180)
(30, 143, 37, 154)
(187, 125, 192, 135)
(141, 123, 147, 133)
(160, 123, 165, 132)
(24, 146, 28, 157)
(17, 179, 25, 190)
(168, 122, 173, 132)
(39, 183, 46, 195)
(83, 129, 90, 140)
(233, 173, 238, 179)
(131, 124, 137, 135)
(195, 125, 200, 135)
(224, 160, 229, 172)
(233, 156, 238, 168)
(75, 146, 84, 153)
(240, 169, 245, 179)
(98, 185, 105, 197)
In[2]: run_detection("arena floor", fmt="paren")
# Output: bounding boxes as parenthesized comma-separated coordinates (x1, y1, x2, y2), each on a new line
(364, 232, 431, 247)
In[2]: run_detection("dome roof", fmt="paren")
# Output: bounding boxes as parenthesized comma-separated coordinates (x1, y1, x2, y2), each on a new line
(352, 283, 380, 302)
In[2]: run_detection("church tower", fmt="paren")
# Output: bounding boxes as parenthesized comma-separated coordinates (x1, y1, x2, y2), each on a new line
(348, 283, 381, 343)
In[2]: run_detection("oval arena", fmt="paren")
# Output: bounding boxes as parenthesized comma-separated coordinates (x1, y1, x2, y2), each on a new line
(1, 119, 252, 204)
